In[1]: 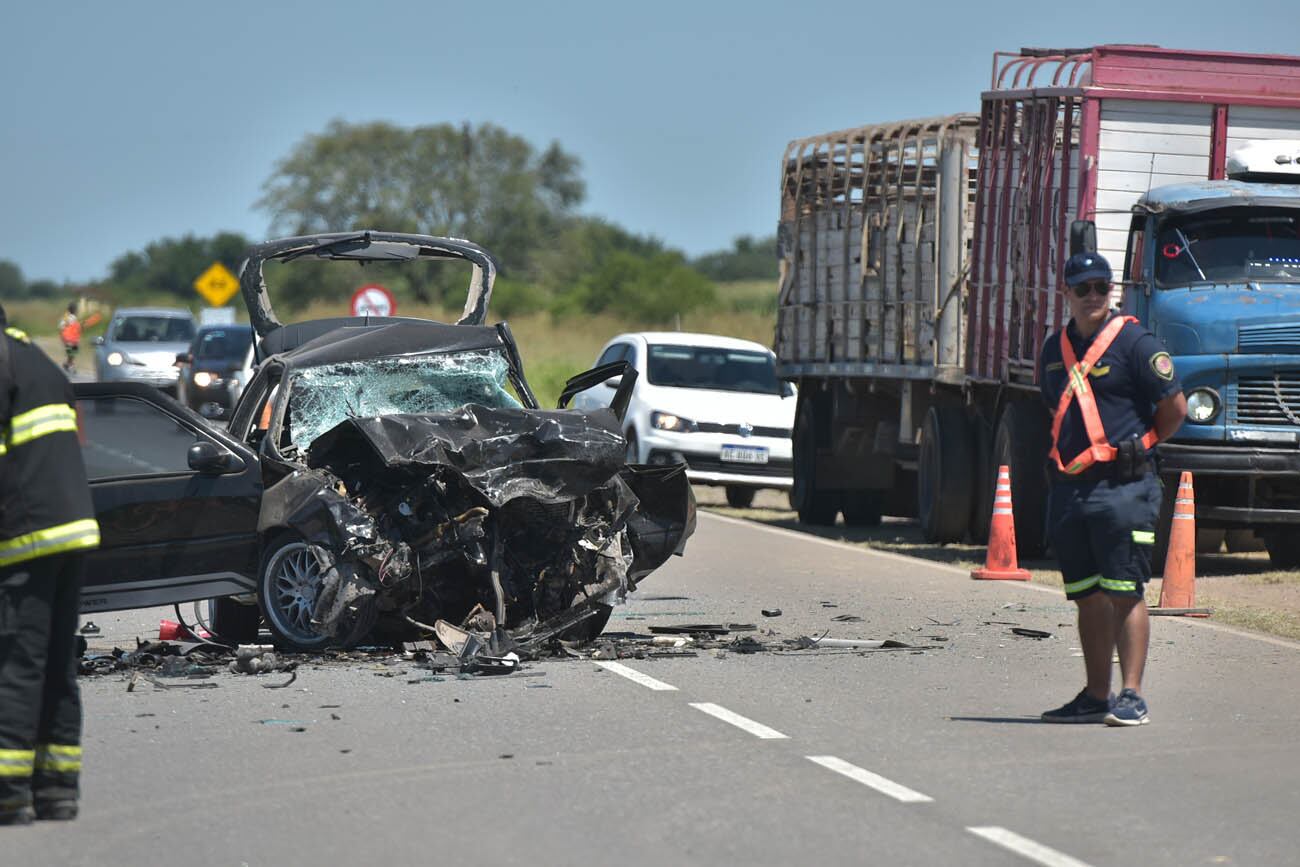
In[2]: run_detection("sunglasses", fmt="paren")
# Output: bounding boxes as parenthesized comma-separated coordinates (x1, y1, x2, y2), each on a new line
(1071, 280, 1110, 298)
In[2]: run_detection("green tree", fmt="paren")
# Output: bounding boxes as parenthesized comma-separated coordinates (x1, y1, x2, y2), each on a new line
(103, 232, 251, 304)
(556, 251, 717, 323)
(692, 234, 778, 281)
(257, 120, 585, 276)
(0, 260, 23, 297)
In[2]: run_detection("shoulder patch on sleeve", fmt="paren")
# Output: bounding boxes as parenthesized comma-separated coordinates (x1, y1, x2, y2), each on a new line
(1150, 351, 1175, 381)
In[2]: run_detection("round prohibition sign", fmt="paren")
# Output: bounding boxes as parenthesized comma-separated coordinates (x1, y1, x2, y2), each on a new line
(351, 284, 396, 317)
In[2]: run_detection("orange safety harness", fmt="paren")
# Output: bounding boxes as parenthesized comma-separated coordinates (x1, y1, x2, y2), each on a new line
(1049, 315, 1158, 475)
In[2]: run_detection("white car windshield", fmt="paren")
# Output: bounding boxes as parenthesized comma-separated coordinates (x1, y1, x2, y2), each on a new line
(646, 344, 782, 395)
(287, 349, 522, 451)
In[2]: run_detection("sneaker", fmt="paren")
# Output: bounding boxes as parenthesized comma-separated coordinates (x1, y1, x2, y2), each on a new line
(0, 807, 35, 826)
(34, 800, 78, 821)
(1041, 689, 1112, 723)
(1104, 688, 1150, 726)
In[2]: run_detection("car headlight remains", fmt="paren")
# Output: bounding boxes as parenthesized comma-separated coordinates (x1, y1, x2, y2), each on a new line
(1185, 388, 1220, 424)
(651, 411, 696, 433)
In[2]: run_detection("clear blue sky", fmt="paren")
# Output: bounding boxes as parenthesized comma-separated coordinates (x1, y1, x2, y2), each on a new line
(2, 0, 1295, 283)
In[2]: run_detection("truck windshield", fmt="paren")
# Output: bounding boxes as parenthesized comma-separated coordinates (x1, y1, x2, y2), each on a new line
(646, 344, 783, 395)
(1155, 207, 1300, 287)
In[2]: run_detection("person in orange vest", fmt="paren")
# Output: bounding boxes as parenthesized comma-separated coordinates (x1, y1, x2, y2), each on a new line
(0, 303, 100, 824)
(56, 303, 101, 376)
(1038, 252, 1187, 727)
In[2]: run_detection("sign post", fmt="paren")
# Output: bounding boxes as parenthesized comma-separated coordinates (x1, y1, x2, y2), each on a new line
(350, 284, 396, 318)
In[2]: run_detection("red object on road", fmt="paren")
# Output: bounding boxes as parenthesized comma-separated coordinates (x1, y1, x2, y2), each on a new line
(350, 284, 396, 318)
(971, 465, 1031, 581)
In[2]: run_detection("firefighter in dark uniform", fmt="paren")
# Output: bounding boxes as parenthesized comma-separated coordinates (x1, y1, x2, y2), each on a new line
(0, 304, 100, 825)
(1038, 253, 1187, 727)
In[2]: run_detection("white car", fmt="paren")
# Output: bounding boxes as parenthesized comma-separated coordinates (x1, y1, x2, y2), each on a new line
(572, 332, 795, 507)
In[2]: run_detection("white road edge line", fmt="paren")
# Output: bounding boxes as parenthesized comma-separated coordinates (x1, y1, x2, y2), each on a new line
(966, 826, 1094, 867)
(700, 511, 1300, 651)
(805, 755, 933, 803)
(592, 660, 678, 691)
(689, 702, 789, 739)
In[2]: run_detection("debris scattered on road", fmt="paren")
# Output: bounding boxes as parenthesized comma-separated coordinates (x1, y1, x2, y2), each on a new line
(795, 636, 913, 650)
(648, 624, 730, 635)
(761, 609, 782, 617)
(79, 621, 101, 635)
(830, 614, 863, 623)
(1010, 627, 1052, 639)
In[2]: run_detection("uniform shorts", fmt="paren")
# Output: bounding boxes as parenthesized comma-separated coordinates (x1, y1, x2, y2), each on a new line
(1047, 473, 1161, 601)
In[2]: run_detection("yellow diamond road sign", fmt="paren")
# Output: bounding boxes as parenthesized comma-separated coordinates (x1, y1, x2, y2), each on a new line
(194, 262, 239, 307)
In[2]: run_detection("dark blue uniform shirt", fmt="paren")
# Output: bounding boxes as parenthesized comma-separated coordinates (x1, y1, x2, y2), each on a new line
(1038, 314, 1182, 461)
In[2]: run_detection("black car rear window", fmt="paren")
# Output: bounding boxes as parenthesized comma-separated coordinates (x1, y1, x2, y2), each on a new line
(196, 329, 253, 360)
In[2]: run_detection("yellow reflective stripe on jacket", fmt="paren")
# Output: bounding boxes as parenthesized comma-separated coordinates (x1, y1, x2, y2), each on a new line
(0, 519, 101, 568)
(34, 744, 81, 774)
(1064, 574, 1101, 595)
(0, 749, 35, 777)
(1132, 530, 1155, 545)
(5, 403, 78, 449)
(1100, 577, 1138, 592)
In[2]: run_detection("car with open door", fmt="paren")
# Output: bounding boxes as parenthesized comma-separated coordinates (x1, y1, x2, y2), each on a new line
(76, 232, 695, 651)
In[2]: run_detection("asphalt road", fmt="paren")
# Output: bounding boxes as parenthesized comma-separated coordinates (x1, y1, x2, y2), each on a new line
(7, 511, 1299, 866)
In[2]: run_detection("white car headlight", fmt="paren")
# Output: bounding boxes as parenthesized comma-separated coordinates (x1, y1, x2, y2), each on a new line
(106, 351, 124, 366)
(193, 371, 214, 388)
(651, 411, 697, 432)
(1185, 388, 1220, 424)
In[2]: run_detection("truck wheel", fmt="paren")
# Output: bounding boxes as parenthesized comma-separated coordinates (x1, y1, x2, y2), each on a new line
(1225, 529, 1265, 553)
(968, 415, 993, 545)
(1262, 532, 1300, 569)
(725, 486, 756, 508)
(842, 490, 884, 527)
(792, 394, 839, 525)
(918, 406, 974, 543)
(992, 402, 1050, 559)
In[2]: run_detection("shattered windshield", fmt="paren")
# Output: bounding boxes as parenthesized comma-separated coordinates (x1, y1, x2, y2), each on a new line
(1155, 207, 1300, 287)
(288, 350, 522, 451)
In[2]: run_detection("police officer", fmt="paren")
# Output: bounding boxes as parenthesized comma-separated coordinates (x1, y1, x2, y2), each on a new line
(0, 304, 100, 825)
(1038, 252, 1187, 727)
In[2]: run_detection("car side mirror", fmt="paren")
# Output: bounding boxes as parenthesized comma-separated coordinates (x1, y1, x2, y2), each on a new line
(781, 382, 794, 398)
(175, 352, 192, 366)
(94, 336, 105, 347)
(188, 441, 244, 475)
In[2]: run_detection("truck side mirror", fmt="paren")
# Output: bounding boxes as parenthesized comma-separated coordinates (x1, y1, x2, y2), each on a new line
(1070, 220, 1097, 256)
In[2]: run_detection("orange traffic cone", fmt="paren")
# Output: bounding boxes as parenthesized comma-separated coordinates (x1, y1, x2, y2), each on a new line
(1153, 471, 1209, 616)
(972, 464, 1031, 581)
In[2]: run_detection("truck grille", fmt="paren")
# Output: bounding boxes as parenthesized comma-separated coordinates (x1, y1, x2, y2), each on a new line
(1239, 323, 1300, 352)
(1234, 374, 1300, 426)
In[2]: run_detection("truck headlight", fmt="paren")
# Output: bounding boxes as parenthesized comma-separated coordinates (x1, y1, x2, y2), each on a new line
(651, 411, 697, 432)
(106, 351, 124, 366)
(1186, 388, 1220, 423)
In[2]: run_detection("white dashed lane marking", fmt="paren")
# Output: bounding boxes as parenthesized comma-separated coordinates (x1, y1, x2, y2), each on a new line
(967, 826, 1094, 867)
(592, 660, 678, 691)
(689, 702, 789, 739)
(805, 755, 933, 803)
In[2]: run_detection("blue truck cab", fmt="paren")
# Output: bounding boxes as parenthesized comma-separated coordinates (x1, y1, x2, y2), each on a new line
(1121, 144, 1300, 566)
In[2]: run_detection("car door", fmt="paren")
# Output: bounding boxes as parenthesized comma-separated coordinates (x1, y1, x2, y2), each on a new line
(73, 382, 262, 614)
(571, 342, 629, 412)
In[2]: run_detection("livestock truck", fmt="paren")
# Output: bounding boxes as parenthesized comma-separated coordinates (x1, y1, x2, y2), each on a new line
(776, 45, 1300, 566)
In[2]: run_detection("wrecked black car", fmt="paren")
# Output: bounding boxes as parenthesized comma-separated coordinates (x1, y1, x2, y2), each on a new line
(75, 232, 695, 651)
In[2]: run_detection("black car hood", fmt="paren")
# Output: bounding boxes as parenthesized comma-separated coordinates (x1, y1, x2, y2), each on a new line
(305, 404, 627, 506)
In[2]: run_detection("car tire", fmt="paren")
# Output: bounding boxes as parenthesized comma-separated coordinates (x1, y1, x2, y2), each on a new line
(725, 486, 756, 508)
(208, 597, 260, 644)
(258, 534, 340, 652)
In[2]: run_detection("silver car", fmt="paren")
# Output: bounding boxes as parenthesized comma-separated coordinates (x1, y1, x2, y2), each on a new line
(94, 308, 196, 394)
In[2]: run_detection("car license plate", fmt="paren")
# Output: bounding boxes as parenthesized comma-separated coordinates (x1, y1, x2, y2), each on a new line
(720, 445, 768, 465)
